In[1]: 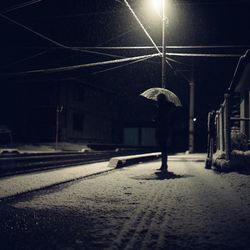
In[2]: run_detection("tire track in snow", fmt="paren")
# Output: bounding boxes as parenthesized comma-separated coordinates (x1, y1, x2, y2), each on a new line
(110, 181, 164, 250)
(139, 192, 171, 249)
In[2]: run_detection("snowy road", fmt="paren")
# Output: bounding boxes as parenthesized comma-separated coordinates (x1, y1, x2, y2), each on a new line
(0, 157, 250, 250)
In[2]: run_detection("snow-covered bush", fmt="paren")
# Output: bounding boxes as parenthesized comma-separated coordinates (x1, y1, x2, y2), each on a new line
(231, 129, 248, 151)
(230, 150, 246, 168)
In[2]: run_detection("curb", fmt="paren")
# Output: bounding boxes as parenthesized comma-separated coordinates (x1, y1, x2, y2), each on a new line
(108, 152, 161, 168)
(108, 153, 206, 168)
(0, 168, 114, 201)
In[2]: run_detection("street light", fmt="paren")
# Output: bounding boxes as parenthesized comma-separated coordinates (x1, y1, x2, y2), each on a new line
(152, 0, 162, 12)
(152, 1, 195, 153)
(161, 0, 167, 89)
(151, 0, 168, 88)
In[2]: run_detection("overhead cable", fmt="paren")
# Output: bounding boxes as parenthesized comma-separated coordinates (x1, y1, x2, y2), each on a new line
(93, 55, 154, 74)
(165, 52, 241, 57)
(93, 54, 187, 75)
(6, 45, 249, 51)
(165, 56, 188, 65)
(1, 50, 47, 69)
(96, 26, 138, 46)
(62, 45, 250, 50)
(1, 53, 159, 77)
(1, 51, 242, 78)
(0, 13, 124, 60)
(123, 0, 161, 54)
(34, 9, 130, 19)
(1, 0, 42, 14)
(176, 0, 248, 5)
(0, 13, 68, 49)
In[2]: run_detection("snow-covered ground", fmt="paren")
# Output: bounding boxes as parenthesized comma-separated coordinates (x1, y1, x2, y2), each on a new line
(0, 161, 112, 199)
(0, 155, 250, 250)
(0, 142, 91, 154)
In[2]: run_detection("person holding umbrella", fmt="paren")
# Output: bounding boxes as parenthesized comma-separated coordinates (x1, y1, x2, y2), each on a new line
(140, 87, 182, 172)
(154, 93, 174, 171)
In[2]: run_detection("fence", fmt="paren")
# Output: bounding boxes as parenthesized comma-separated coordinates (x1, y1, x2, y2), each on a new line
(215, 94, 231, 160)
(206, 92, 250, 168)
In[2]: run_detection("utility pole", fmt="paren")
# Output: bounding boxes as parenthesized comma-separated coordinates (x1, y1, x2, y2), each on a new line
(189, 72, 195, 153)
(162, 0, 167, 89)
(55, 105, 63, 150)
(175, 68, 195, 153)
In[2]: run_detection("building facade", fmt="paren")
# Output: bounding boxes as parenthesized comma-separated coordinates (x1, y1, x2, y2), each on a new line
(1, 78, 122, 145)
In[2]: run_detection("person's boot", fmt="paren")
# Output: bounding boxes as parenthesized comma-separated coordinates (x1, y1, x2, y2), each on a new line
(158, 164, 168, 172)
(158, 166, 165, 170)
(161, 153, 168, 172)
(158, 163, 168, 171)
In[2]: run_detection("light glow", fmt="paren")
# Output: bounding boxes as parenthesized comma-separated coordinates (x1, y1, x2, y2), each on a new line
(150, 0, 171, 17)
(152, 0, 162, 13)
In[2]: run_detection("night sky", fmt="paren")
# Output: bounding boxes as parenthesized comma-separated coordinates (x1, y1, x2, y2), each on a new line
(0, 0, 250, 149)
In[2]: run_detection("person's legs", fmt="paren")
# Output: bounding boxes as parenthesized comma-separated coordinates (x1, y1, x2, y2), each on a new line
(161, 151, 168, 171)
(157, 139, 168, 171)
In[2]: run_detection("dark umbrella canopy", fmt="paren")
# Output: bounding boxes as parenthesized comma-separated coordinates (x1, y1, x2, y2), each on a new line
(140, 87, 182, 107)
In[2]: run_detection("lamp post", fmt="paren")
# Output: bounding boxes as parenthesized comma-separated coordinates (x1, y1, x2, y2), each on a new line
(151, 0, 167, 88)
(161, 0, 167, 89)
(189, 81, 195, 153)
(153, 0, 195, 152)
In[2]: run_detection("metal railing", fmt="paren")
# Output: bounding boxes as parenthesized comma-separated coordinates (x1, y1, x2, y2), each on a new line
(207, 92, 250, 168)
(215, 93, 231, 161)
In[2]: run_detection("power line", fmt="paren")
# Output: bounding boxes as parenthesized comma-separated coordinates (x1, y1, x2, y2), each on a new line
(174, 0, 249, 5)
(0, 13, 69, 49)
(60, 45, 250, 50)
(0, 50, 47, 69)
(96, 27, 138, 47)
(123, 0, 161, 55)
(92, 54, 187, 75)
(165, 56, 188, 65)
(1, 53, 160, 77)
(121, 0, 242, 84)
(164, 45, 250, 49)
(1, 0, 42, 14)
(2, 51, 240, 77)
(123, 0, 178, 86)
(0, 13, 125, 60)
(31, 9, 130, 20)
(122, 0, 177, 84)
(4, 45, 249, 51)
(93, 55, 154, 75)
(165, 52, 241, 57)
(24, 0, 248, 21)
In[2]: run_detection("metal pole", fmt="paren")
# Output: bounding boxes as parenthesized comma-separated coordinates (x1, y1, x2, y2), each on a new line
(224, 93, 231, 161)
(55, 105, 60, 150)
(55, 105, 63, 150)
(162, 0, 166, 89)
(189, 81, 195, 153)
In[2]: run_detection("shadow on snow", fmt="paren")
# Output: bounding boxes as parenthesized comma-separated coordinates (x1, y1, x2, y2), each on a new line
(131, 171, 194, 181)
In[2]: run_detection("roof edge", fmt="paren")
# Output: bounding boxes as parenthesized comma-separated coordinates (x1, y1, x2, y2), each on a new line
(228, 49, 250, 93)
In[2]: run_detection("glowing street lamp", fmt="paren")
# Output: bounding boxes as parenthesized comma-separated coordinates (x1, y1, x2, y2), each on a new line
(152, 1, 195, 153)
(152, 0, 162, 12)
(151, 0, 167, 88)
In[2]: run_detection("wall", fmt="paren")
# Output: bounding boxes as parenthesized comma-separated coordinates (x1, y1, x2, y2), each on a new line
(61, 80, 121, 144)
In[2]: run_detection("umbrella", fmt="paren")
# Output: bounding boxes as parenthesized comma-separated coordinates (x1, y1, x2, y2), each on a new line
(140, 87, 182, 107)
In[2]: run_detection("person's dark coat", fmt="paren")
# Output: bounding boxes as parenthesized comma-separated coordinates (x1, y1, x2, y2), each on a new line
(154, 96, 174, 152)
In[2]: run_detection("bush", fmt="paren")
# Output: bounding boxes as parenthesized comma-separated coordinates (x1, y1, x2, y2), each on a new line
(231, 129, 248, 151)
